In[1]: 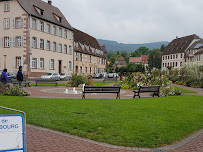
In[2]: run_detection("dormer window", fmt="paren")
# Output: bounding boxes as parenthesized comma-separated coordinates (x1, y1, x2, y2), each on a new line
(40, 10, 44, 15)
(34, 6, 44, 16)
(59, 17, 62, 23)
(53, 13, 62, 23)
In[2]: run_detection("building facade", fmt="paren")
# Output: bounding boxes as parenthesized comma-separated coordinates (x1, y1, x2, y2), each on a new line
(113, 56, 127, 69)
(162, 34, 201, 70)
(129, 55, 149, 66)
(185, 40, 203, 66)
(0, 0, 74, 77)
(73, 28, 107, 75)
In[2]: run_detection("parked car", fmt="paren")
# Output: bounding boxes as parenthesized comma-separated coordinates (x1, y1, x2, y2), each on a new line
(7, 72, 17, 79)
(60, 73, 72, 80)
(101, 73, 107, 78)
(113, 73, 119, 78)
(107, 73, 114, 78)
(93, 73, 103, 79)
(41, 73, 60, 80)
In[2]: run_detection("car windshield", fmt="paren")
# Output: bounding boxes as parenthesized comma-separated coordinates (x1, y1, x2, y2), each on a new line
(45, 73, 52, 76)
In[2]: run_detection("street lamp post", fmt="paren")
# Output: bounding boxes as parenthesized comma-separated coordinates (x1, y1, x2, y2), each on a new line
(115, 61, 118, 84)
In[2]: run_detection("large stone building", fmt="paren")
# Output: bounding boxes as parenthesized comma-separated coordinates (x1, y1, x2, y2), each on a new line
(162, 34, 201, 70)
(73, 28, 107, 75)
(0, 0, 107, 77)
(0, 0, 74, 78)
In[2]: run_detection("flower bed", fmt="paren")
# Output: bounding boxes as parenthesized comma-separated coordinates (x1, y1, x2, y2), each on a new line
(117, 70, 182, 96)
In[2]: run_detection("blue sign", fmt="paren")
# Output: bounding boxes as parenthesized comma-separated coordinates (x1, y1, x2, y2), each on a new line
(0, 115, 25, 152)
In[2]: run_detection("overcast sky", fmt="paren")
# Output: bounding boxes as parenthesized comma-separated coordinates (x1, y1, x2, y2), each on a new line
(46, 0, 203, 44)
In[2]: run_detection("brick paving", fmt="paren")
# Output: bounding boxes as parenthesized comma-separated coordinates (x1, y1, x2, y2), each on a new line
(27, 125, 203, 152)
(27, 125, 146, 152)
(24, 86, 152, 99)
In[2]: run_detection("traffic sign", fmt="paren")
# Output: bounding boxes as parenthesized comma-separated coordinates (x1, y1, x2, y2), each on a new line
(0, 115, 25, 152)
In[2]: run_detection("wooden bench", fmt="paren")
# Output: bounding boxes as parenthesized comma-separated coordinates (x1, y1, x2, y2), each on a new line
(82, 86, 121, 99)
(133, 85, 160, 98)
(9, 79, 31, 87)
(103, 78, 117, 83)
(35, 79, 58, 87)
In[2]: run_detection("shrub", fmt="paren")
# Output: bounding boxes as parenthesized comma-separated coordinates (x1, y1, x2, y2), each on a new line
(2, 85, 30, 96)
(70, 74, 86, 87)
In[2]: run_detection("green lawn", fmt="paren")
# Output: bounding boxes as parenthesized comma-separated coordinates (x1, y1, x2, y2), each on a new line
(172, 86, 197, 93)
(94, 81, 117, 86)
(0, 95, 203, 148)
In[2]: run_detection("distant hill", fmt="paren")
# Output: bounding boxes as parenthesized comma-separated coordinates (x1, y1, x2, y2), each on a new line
(97, 39, 169, 52)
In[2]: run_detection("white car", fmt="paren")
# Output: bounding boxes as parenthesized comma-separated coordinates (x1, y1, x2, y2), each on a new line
(60, 73, 72, 80)
(41, 73, 60, 80)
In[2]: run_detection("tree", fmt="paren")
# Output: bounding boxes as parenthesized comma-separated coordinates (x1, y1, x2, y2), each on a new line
(148, 49, 162, 70)
(130, 47, 150, 57)
(160, 44, 166, 52)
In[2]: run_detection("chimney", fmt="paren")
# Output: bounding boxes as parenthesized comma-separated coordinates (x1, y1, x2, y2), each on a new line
(48, 0, 52, 5)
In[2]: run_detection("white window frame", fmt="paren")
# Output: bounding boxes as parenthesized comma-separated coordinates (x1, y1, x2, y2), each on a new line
(46, 41, 50, 50)
(50, 59, 54, 70)
(40, 39, 44, 49)
(32, 37, 36, 48)
(4, 37, 10, 48)
(4, 3, 10, 12)
(69, 46, 72, 55)
(59, 44, 62, 53)
(40, 58, 44, 69)
(32, 19, 36, 29)
(69, 61, 72, 70)
(32, 58, 37, 69)
(4, 18, 10, 29)
(53, 42, 56, 51)
(64, 45, 67, 53)
(40, 21, 44, 32)
(16, 57, 22, 68)
(16, 18, 23, 28)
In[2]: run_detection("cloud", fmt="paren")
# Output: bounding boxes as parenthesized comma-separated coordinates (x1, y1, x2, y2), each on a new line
(47, 0, 203, 43)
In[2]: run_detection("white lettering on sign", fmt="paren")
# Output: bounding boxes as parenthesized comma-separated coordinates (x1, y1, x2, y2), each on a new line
(0, 115, 25, 152)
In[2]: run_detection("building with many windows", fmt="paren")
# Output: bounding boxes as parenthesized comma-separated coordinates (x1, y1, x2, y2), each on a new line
(73, 28, 107, 75)
(185, 40, 203, 66)
(162, 34, 201, 70)
(0, 0, 74, 77)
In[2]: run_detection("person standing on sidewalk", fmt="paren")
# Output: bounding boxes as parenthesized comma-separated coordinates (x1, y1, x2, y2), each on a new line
(17, 66, 23, 89)
(0, 69, 8, 86)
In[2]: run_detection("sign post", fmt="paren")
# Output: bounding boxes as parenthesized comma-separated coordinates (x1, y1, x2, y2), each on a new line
(0, 107, 26, 152)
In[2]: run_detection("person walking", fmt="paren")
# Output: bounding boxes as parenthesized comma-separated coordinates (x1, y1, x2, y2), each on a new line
(17, 66, 23, 89)
(0, 69, 8, 86)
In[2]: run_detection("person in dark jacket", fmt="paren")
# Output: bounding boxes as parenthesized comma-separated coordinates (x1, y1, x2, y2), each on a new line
(17, 66, 23, 88)
(1, 69, 8, 86)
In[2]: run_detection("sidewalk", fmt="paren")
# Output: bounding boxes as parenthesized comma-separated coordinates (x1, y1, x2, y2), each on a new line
(172, 84, 203, 96)
(27, 125, 203, 152)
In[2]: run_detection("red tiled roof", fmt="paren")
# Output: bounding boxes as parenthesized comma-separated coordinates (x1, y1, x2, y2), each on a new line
(130, 55, 149, 64)
(163, 34, 200, 55)
(129, 57, 142, 63)
(118, 56, 126, 61)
